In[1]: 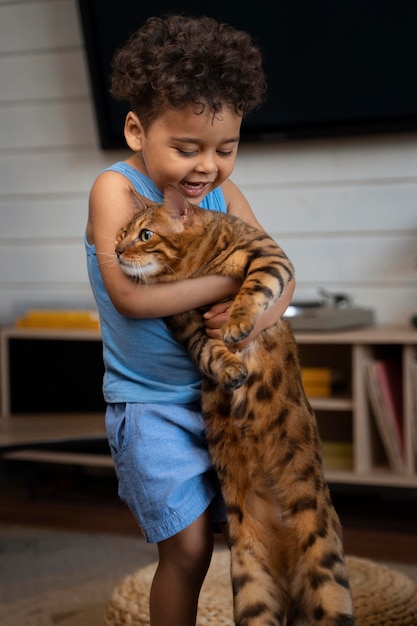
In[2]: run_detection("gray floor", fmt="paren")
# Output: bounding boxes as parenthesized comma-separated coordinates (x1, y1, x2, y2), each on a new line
(1, 522, 417, 626)
(0, 524, 158, 626)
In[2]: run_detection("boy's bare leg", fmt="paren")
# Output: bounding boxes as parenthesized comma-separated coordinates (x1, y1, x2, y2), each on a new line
(150, 509, 214, 626)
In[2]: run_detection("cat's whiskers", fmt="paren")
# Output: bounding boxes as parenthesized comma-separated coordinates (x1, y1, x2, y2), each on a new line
(99, 251, 118, 259)
(163, 264, 178, 278)
(120, 258, 151, 285)
(97, 256, 119, 276)
(134, 263, 150, 284)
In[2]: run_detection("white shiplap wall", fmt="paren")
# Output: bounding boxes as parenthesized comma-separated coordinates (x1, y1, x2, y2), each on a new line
(0, 0, 416, 326)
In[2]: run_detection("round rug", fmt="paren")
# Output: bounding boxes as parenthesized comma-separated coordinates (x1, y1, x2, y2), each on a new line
(105, 550, 417, 626)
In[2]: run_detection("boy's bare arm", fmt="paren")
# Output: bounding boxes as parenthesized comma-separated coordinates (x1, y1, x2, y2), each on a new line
(87, 170, 240, 318)
(203, 276, 295, 349)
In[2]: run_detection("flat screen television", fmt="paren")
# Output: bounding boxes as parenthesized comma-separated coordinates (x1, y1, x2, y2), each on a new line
(77, 1, 417, 149)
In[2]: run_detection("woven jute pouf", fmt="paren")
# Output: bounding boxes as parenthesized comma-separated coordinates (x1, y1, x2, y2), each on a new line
(105, 550, 417, 626)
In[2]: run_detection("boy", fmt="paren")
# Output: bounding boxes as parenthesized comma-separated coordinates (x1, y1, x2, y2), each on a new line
(85, 14, 295, 626)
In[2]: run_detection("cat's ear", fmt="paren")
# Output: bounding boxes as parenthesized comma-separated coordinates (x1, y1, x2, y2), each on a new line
(163, 185, 192, 223)
(130, 188, 156, 213)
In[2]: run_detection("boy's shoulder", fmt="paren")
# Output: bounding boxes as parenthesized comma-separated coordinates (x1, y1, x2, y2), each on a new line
(96, 162, 163, 202)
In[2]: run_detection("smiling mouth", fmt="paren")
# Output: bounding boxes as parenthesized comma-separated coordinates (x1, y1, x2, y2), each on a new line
(180, 181, 211, 196)
(182, 181, 208, 188)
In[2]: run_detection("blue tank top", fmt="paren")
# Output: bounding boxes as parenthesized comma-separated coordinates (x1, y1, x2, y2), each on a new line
(85, 162, 227, 404)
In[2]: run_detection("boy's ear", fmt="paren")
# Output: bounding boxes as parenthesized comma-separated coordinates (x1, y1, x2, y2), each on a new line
(124, 111, 145, 151)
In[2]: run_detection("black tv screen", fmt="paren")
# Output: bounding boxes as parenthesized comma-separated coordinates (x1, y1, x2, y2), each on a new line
(77, 1, 417, 149)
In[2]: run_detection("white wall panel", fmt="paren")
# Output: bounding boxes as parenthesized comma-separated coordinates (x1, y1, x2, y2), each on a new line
(0, 101, 96, 149)
(278, 235, 417, 284)
(242, 183, 417, 234)
(0, 50, 88, 102)
(0, 0, 80, 53)
(0, 243, 88, 284)
(234, 135, 417, 185)
(0, 0, 416, 327)
(0, 151, 121, 195)
(0, 197, 87, 239)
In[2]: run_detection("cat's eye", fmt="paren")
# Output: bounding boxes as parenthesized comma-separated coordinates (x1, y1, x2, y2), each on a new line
(139, 229, 154, 242)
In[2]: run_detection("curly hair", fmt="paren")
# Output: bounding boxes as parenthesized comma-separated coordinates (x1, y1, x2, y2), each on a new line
(110, 14, 267, 130)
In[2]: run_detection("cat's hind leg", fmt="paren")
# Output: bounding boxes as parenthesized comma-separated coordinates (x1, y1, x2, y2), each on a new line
(225, 477, 290, 626)
(290, 517, 355, 626)
(230, 539, 289, 626)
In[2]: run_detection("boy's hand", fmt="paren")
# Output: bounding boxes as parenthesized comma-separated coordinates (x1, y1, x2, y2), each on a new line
(203, 301, 251, 352)
(203, 301, 233, 340)
(203, 275, 296, 352)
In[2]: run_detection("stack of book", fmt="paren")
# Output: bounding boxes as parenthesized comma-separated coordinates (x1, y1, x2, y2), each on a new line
(412, 360, 417, 458)
(301, 367, 332, 397)
(15, 309, 100, 330)
(321, 441, 354, 472)
(364, 358, 405, 474)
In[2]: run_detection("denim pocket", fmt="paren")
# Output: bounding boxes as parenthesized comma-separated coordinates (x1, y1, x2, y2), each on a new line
(106, 403, 130, 460)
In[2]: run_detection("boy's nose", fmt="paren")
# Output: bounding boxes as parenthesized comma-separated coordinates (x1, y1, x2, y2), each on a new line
(194, 153, 217, 174)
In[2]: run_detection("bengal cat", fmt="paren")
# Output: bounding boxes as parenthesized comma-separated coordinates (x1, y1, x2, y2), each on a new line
(115, 185, 355, 626)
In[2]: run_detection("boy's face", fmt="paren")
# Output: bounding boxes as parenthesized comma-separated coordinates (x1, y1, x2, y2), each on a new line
(127, 104, 242, 204)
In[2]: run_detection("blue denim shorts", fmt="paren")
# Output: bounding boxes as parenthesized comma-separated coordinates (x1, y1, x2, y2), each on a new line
(105, 402, 226, 543)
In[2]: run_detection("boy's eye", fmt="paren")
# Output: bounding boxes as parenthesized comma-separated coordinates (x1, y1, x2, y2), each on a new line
(139, 229, 154, 242)
(176, 147, 235, 157)
(177, 149, 196, 157)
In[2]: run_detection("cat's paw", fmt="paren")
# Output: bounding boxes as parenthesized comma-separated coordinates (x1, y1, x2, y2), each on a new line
(223, 321, 253, 344)
(221, 362, 248, 390)
(202, 340, 248, 390)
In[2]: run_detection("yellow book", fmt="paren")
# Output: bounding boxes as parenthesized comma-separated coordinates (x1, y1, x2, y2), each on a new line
(303, 384, 331, 398)
(301, 367, 332, 385)
(16, 309, 100, 330)
(321, 441, 354, 471)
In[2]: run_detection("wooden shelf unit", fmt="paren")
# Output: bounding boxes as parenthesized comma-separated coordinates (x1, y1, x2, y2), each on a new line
(0, 326, 108, 467)
(294, 325, 417, 488)
(0, 325, 416, 487)
(0, 326, 102, 417)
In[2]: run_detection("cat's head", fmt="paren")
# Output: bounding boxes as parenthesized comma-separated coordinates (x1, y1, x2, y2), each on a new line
(115, 185, 201, 282)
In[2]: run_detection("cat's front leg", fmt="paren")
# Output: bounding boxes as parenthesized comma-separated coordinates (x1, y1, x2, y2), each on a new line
(223, 253, 293, 345)
(166, 311, 248, 390)
(222, 298, 266, 344)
